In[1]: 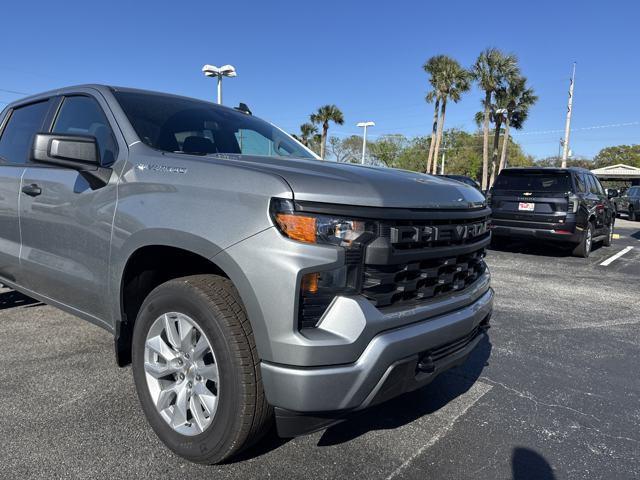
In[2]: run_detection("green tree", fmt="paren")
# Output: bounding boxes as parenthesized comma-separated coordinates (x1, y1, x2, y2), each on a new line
(310, 105, 344, 159)
(297, 122, 318, 147)
(328, 135, 363, 163)
(593, 145, 640, 168)
(396, 136, 430, 172)
(472, 48, 519, 190)
(427, 56, 471, 174)
(368, 135, 408, 167)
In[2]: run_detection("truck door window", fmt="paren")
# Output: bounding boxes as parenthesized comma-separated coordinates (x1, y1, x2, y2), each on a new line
(0, 100, 50, 165)
(52, 96, 117, 165)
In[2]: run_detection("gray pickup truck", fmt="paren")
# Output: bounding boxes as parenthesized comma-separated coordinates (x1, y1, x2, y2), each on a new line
(0, 85, 493, 463)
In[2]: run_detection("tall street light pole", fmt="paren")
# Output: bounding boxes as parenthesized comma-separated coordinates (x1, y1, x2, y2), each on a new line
(202, 64, 237, 104)
(357, 121, 375, 164)
(561, 62, 576, 168)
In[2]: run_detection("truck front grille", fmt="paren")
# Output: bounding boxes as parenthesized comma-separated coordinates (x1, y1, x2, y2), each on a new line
(297, 206, 491, 328)
(360, 214, 490, 308)
(362, 249, 486, 307)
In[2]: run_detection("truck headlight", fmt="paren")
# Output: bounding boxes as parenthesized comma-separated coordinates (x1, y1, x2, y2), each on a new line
(270, 198, 373, 329)
(270, 198, 371, 247)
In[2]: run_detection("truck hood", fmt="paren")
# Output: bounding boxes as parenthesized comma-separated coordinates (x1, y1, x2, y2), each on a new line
(225, 155, 486, 209)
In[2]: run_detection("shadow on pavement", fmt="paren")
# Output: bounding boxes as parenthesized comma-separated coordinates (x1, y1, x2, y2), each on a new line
(489, 238, 606, 258)
(512, 447, 556, 480)
(316, 335, 492, 447)
(0, 290, 43, 310)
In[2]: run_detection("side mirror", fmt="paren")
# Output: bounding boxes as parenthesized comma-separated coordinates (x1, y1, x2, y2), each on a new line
(607, 189, 618, 199)
(31, 133, 111, 188)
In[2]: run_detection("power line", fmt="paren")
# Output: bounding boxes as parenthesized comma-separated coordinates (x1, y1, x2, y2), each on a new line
(0, 88, 31, 96)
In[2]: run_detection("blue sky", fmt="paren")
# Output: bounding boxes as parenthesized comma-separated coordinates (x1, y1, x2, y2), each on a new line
(1, 0, 638, 159)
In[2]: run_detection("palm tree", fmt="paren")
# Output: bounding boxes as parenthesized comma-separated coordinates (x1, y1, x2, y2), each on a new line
(298, 122, 318, 147)
(472, 48, 519, 189)
(430, 57, 471, 174)
(310, 105, 344, 159)
(423, 56, 445, 173)
(425, 91, 439, 174)
(497, 77, 537, 175)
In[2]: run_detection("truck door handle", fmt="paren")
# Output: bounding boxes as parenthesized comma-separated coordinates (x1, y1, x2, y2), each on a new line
(21, 183, 42, 197)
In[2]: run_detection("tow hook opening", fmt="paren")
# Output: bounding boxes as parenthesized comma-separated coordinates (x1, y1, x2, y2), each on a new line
(417, 354, 435, 374)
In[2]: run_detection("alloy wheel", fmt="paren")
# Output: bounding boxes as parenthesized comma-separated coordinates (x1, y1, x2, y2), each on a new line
(143, 312, 220, 436)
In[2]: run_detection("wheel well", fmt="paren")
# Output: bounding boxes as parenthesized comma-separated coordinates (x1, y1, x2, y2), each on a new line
(115, 245, 227, 366)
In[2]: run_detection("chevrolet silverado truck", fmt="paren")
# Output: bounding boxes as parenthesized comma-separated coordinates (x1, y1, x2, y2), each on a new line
(0, 85, 493, 464)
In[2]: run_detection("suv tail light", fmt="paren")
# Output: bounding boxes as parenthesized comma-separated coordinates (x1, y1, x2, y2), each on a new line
(567, 194, 579, 213)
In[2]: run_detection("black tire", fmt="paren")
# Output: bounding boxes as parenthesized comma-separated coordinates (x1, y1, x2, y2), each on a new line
(631, 206, 640, 222)
(132, 274, 272, 464)
(603, 220, 614, 247)
(572, 222, 593, 258)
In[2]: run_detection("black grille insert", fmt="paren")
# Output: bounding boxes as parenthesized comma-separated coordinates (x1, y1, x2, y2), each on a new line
(362, 249, 486, 307)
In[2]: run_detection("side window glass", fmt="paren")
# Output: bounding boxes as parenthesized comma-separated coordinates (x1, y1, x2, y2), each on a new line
(592, 177, 605, 195)
(575, 174, 587, 193)
(586, 175, 598, 194)
(0, 100, 50, 165)
(53, 96, 117, 165)
(236, 128, 297, 157)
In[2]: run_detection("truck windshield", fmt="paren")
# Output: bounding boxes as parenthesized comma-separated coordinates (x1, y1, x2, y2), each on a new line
(113, 90, 314, 159)
(493, 171, 572, 192)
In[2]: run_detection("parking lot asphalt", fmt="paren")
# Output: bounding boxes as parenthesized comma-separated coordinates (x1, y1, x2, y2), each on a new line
(1, 219, 639, 480)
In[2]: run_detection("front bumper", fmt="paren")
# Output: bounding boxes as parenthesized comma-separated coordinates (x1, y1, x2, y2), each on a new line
(262, 287, 493, 434)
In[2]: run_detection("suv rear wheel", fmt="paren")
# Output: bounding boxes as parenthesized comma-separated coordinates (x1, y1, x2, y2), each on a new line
(630, 206, 639, 221)
(603, 220, 614, 247)
(572, 222, 593, 258)
(132, 274, 272, 464)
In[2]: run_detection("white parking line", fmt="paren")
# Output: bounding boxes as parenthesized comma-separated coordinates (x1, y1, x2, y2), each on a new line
(600, 246, 634, 266)
(385, 381, 492, 479)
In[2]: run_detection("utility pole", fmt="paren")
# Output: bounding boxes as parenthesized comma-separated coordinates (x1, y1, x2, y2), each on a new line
(561, 62, 576, 168)
(356, 121, 375, 164)
(440, 150, 445, 175)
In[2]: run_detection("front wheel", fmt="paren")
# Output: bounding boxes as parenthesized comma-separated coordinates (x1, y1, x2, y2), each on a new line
(572, 222, 593, 258)
(132, 275, 272, 464)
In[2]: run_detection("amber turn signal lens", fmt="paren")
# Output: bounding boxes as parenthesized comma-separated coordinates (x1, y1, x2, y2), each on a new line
(275, 213, 317, 243)
(301, 272, 319, 294)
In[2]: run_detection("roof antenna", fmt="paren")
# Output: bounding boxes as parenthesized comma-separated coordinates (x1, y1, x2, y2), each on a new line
(235, 103, 252, 115)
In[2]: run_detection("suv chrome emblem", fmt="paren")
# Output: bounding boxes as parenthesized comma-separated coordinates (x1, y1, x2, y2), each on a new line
(523, 192, 533, 196)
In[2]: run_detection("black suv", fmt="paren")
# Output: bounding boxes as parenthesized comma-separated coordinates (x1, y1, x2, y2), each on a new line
(439, 174, 482, 191)
(614, 185, 640, 221)
(488, 167, 615, 257)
